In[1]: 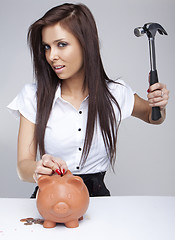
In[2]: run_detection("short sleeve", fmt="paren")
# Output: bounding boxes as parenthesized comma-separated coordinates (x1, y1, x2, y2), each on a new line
(108, 79, 135, 120)
(7, 83, 37, 123)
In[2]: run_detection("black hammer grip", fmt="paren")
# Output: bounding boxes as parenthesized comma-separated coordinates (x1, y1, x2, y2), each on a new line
(149, 70, 161, 121)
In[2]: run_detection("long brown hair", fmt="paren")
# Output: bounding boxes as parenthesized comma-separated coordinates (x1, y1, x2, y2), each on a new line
(27, 3, 121, 169)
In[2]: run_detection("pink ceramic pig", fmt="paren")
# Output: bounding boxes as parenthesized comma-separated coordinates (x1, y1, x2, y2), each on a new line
(37, 170, 89, 228)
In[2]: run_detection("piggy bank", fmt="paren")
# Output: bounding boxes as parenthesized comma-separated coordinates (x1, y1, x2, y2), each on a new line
(37, 170, 89, 228)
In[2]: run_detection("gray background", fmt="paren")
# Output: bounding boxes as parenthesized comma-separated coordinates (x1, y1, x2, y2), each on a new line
(0, 0, 174, 198)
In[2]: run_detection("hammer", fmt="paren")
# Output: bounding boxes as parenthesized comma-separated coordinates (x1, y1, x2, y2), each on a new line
(134, 23, 168, 121)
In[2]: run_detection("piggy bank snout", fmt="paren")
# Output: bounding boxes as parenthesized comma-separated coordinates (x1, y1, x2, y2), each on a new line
(53, 202, 69, 214)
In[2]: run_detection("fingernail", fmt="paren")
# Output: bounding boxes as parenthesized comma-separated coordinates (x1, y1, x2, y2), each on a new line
(147, 89, 150, 93)
(62, 169, 65, 175)
(55, 169, 61, 175)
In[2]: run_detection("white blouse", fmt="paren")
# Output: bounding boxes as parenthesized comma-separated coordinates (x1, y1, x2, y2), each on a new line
(7, 80, 135, 174)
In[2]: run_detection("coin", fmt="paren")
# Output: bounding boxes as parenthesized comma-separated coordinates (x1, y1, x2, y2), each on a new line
(34, 219, 44, 225)
(20, 218, 44, 225)
(24, 222, 32, 225)
(26, 218, 34, 221)
(20, 218, 27, 222)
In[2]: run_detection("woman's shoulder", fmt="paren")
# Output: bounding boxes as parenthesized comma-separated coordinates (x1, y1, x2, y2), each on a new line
(7, 82, 37, 123)
(107, 79, 135, 120)
(18, 83, 37, 103)
(107, 79, 131, 97)
(107, 79, 127, 90)
(21, 82, 37, 95)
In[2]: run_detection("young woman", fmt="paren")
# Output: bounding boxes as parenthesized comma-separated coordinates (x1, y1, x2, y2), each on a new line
(8, 3, 169, 197)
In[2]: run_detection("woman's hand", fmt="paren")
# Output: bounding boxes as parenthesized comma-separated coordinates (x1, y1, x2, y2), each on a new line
(147, 82, 169, 110)
(33, 154, 68, 182)
(132, 82, 169, 124)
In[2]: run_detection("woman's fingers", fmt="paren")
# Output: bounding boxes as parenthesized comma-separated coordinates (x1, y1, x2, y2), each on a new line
(33, 159, 53, 182)
(52, 156, 68, 175)
(42, 154, 56, 171)
(42, 154, 68, 175)
(33, 154, 68, 182)
(147, 82, 169, 109)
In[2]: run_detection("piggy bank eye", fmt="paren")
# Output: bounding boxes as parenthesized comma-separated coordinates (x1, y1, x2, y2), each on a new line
(67, 193, 72, 199)
(49, 193, 54, 200)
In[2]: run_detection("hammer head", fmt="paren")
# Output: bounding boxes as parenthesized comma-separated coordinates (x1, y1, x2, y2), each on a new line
(134, 23, 168, 38)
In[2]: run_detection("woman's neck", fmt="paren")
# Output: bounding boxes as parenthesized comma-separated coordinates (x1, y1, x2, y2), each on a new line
(61, 77, 88, 110)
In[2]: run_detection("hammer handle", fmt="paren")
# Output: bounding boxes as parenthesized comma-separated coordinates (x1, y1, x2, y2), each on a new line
(149, 70, 161, 121)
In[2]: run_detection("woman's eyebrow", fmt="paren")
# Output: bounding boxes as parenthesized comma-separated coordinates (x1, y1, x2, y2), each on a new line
(42, 38, 66, 45)
(53, 38, 66, 43)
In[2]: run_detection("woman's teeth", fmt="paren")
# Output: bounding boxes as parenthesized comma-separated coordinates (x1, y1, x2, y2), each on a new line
(55, 66, 64, 69)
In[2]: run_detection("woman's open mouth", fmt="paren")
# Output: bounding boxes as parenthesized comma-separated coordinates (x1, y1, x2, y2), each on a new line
(53, 65, 65, 73)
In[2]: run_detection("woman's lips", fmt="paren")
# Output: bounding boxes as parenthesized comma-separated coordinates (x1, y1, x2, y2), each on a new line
(53, 65, 65, 73)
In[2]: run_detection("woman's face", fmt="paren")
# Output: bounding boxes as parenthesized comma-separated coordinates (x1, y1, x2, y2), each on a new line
(42, 22, 84, 82)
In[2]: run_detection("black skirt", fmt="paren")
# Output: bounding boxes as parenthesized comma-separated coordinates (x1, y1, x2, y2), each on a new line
(30, 171, 110, 198)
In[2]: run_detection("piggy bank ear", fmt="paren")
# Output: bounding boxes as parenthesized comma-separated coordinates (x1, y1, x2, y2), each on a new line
(67, 176, 84, 190)
(38, 176, 53, 191)
(65, 170, 72, 175)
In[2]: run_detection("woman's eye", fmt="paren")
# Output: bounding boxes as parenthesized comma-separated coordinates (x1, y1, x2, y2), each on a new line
(43, 44, 50, 50)
(58, 42, 68, 48)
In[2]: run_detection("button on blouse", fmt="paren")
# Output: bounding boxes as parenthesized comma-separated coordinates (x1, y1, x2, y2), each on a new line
(7, 80, 135, 174)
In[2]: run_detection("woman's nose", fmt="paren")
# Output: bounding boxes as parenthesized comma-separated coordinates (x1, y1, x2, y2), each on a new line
(49, 48, 59, 61)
